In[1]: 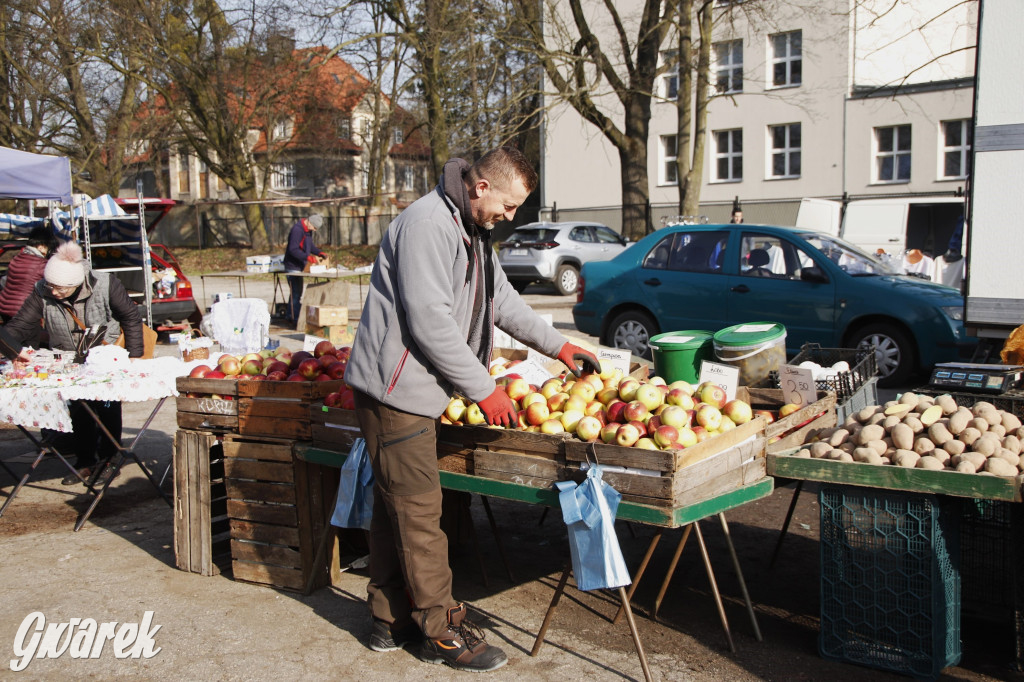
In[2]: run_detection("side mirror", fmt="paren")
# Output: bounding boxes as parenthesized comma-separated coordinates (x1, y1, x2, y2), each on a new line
(801, 267, 829, 284)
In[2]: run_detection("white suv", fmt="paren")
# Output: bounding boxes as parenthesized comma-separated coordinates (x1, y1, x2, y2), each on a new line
(497, 221, 630, 295)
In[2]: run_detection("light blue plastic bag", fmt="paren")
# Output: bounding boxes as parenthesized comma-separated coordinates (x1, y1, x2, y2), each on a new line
(330, 438, 374, 531)
(555, 466, 631, 591)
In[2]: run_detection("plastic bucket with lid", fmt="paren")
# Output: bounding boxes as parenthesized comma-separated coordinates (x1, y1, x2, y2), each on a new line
(648, 330, 714, 384)
(712, 322, 787, 387)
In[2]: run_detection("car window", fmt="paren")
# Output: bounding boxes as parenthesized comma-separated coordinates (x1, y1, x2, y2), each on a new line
(739, 232, 818, 280)
(798, 232, 896, 275)
(643, 230, 728, 273)
(594, 226, 622, 244)
(569, 226, 594, 242)
(512, 228, 558, 243)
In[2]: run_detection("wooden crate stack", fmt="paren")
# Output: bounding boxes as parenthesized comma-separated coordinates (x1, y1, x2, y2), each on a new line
(309, 403, 362, 452)
(176, 376, 240, 433)
(222, 434, 337, 593)
(739, 387, 837, 454)
(437, 424, 571, 480)
(306, 305, 355, 346)
(173, 429, 231, 576)
(237, 379, 347, 440)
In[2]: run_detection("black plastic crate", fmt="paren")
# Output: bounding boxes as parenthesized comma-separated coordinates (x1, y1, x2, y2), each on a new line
(914, 387, 1024, 422)
(819, 485, 961, 680)
(773, 344, 877, 405)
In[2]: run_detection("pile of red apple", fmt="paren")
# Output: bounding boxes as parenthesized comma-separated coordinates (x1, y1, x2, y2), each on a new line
(442, 361, 779, 450)
(187, 340, 351, 384)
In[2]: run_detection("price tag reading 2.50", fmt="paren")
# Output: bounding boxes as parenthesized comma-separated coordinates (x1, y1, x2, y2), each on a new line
(779, 365, 817, 407)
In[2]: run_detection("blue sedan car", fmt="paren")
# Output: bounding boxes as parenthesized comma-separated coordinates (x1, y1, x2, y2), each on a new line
(572, 223, 975, 386)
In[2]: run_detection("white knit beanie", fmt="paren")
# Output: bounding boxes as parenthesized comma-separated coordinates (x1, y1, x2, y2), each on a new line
(44, 241, 86, 288)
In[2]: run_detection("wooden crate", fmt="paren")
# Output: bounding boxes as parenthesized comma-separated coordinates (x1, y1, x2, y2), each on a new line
(739, 387, 837, 454)
(222, 434, 337, 592)
(236, 378, 346, 441)
(173, 429, 232, 576)
(562, 417, 768, 507)
(309, 402, 362, 452)
(306, 305, 348, 327)
(437, 423, 570, 477)
(176, 377, 240, 433)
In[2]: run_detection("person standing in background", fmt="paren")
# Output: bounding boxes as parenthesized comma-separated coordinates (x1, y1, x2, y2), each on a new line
(283, 213, 326, 326)
(0, 227, 56, 323)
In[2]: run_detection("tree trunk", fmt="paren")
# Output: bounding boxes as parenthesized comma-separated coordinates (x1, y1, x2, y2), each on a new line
(234, 185, 269, 250)
(619, 139, 650, 241)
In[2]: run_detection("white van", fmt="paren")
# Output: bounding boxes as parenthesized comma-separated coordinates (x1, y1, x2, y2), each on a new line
(795, 196, 966, 258)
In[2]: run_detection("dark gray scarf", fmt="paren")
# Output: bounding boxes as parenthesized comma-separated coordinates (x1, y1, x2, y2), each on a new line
(442, 158, 493, 367)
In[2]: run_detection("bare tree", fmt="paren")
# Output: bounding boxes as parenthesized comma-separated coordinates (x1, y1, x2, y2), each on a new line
(509, 0, 671, 239)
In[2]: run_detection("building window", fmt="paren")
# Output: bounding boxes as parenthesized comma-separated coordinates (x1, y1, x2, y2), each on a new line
(768, 123, 801, 178)
(941, 119, 971, 179)
(714, 129, 743, 182)
(770, 31, 801, 87)
(875, 125, 911, 182)
(660, 50, 679, 100)
(713, 40, 743, 94)
(393, 128, 404, 145)
(362, 118, 373, 141)
(402, 166, 414, 191)
(272, 119, 291, 141)
(176, 148, 190, 195)
(660, 135, 678, 185)
(338, 117, 351, 139)
(270, 162, 296, 190)
(197, 160, 209, 199)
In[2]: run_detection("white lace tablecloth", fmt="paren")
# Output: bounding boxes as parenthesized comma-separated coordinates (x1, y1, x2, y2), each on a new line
(0, 357, 191, 432)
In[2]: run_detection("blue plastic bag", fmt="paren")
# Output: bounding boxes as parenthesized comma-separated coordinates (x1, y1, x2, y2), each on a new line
(555, 466, 631, 591)
(330, 438, 374, 530)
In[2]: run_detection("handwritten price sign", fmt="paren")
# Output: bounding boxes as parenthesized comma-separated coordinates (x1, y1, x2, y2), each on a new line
(698, 360, 739, 401)
(779, 365, 817, 407)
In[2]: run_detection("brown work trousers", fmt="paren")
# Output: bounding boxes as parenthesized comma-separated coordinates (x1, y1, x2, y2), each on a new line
(353, 390, 455, 638)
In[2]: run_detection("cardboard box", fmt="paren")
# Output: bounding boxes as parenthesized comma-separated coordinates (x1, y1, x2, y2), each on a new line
(246, 255, 272, 273)
(303, 255, 332, 272)
(305, 325, 355, 347)
(269, 255, 285, 272)
(307, 305, 348, 327)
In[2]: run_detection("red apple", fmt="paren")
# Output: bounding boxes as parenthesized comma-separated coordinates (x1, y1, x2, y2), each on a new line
(314, 373, 334, 382)
(338, 388, 356, 410)
(274, 348, 293, 364)
(615, 423, 641, 447)
(206, 370, 226, 379)
(605, 400, 627, 424)
(653, 425, 679, 448)
(317, 353, 338, 370)
(218, 356, 242, 376)
(286, 372, 305, 381)
(189, 364, 212, 378)
(313, 339, 336, 358)
(325, 361, 347, 380)
(297, 358, 322, 380)
(697, 382, 727, 410)
(289, 350, 313, 371)
(622, 400, 649, 423)
(754, 410, 775, 424)
(241, 359, 262, 376)
(505, 378, 531, 402)
(628, 420, 648, 438)
(575, 415, 603, 442)
(722, 399, 753, 425)
(525, 401, 550, 426)
(266, 370, 288, 381)
(324, 392, 342, 407)
(248, 374, 267, 381)
(265, 360, 289, 376)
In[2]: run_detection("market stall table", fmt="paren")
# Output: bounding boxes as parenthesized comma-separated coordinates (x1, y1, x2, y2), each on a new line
(296, 443, 773, 680)
(0, 360, 181, 530)
(198, 268, 368, 316)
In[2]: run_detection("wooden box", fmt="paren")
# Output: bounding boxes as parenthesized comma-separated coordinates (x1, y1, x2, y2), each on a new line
(562, 417, 768, 508)
(738, 387, 837, 454)
(309, 403, 362, 452)
(437, 423, 570, 478)
(175, 377, 240, 433)
(306, 305, 348, 327)
(173, 429, 232, 576)
(222, 434, 337, 592)
(236, 379, 347, 441)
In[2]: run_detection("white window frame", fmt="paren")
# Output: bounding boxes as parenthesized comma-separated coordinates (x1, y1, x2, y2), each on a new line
(874, 124, 912, 183)
(659, 50, 679, 100)
(940, 119, 970, 180)
(768, 123, 801, 179)
(713, 40, 743, 94)
(660, 134, 679, 186)
(272, 118, 291, 141)
(713, 128, 743, 182)
(393, 127, 404, 145)
(270, 162, 296, 190)
(769, 31, 801, 88)
(402, 166, 414, 191)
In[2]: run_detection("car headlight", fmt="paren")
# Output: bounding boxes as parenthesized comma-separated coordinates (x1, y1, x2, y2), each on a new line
(941, 305, 964, 321)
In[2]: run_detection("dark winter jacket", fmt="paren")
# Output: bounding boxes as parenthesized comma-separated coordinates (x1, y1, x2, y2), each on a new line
(283, 220, 325, 272)
(4, 269, 144, 357)
(0, 246, 48, 318)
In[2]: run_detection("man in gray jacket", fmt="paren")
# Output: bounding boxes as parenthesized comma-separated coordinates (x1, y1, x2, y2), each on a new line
(344, 146, 597, 673)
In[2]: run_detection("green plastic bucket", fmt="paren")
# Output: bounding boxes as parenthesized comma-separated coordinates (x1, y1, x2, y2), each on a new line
(648, 330, 715, 384)
(712, 322, 787, 387)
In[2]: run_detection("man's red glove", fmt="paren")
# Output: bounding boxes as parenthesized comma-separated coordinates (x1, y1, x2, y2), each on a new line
(477, 386, 518, 427)
(557, 342, 601, 377)
(307, 255, 319, 264)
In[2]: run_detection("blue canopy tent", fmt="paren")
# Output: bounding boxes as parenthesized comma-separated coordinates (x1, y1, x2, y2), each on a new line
(0, 147, 73, 204)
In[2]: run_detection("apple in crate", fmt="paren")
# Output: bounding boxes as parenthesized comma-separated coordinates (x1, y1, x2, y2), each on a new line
(617, 378, 640, 402)
(722, 399, 753, 425)
(779, 404, 801, 418)
(445, 398, 467, 422)
(297, 358, 322, 380)
(313, 340, 336, 358)
(622, 400, 649, 423)
(325, 392, 343, 408)
(464, 403, 486, 425)
(696, 404, 722, 431)
(289, 350, 313, 371)
(266, 370, 288, 381)
(653, 425, 679, 448)
(325, 361, 347, 380)
(634, 382, 664, 411)
(218, 356, 242, 376)
(600, 423, 620, 444)
(560, 409, 584, 434)
(287, 372, 305, 381)
(659, 405, 690, 429)
(677, 427, 698, 448)
(189, 364, 213, 378)
(241, 359, 262, 376)
(754, 410, 775, 424)
(540, 419, 565, 435)
(635, 437, 658, 450)
(697, 382, 727, 409)
(614, 423, 641, 447)
(505, 378, 531, 402)
(525, 402, 550, 426)
(575, 415, 603, 442)
(206, 370, 226, 379)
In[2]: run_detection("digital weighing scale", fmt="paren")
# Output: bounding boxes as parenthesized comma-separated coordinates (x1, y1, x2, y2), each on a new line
(928, 362, 1024, 393)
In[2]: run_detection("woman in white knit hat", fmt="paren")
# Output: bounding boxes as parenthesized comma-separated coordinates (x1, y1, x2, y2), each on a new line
(2, 241, 143, 485)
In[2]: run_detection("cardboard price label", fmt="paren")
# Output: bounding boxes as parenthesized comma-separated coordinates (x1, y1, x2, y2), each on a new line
(779, 365, 818, 407)
(698, 360, 739, 401)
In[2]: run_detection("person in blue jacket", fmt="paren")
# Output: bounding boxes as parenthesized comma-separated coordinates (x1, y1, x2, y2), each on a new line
(283, 213, 326, 326)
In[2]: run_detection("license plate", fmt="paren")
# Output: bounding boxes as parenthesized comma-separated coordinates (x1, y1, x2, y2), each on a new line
(508, 248, 527, 256)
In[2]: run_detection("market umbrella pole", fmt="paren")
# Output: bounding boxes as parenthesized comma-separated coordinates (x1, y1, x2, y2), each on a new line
(531, 563, 654, 682)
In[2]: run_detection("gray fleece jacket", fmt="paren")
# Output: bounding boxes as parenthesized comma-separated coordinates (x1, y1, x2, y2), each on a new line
(344, 184, 566, 418)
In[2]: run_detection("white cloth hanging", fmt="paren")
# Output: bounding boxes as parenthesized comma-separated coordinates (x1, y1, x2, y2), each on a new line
(932, 255, 965, 289)
(203, 298, 270, 355)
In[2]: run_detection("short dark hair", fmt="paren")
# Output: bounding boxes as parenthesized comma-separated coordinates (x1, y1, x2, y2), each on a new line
(27, 227, 55, 251)
(467, 146, 538, 194)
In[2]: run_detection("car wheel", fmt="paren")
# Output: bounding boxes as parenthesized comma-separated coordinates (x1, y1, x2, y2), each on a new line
(605, 310, 658, 360)
(555, 264, 579, 296)
(852, 323, 916, 388)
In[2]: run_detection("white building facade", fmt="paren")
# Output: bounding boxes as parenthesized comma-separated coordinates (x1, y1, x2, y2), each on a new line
(540, 0, 978, 229)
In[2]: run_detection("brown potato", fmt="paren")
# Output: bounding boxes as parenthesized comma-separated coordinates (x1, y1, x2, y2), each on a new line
(935, 394, 957, 415)
(984, 457, 1018, 477)
(927, 422, 953, 446)
(913, 437, 936, 455)
(809, 442, 832, 459)
(960, 451, 988, 471)
(970, 417, 990, 433)
(902, 415, 925, 434)
(958, 427, 982, 446)
(898, 392, 920, 408)
(989, 423, 1007, 438)
(868, 439, 887, 456)
(1002, 412, 1022, 431)
(857, 405, 882, 424)
(828, 428, 851, 447)
(916, 455, 944, 470)
(942, 439, 966, 456)
(794, 448, 812, 458)
(994, 448, 1021, 468)
(948, 408, 972, 435)
(894, 450, 919, 468)
(882, 415, 903, 430)
(891, 423, 914, 451)
(1002, 435, 1022, 455)
(973, 436, 999, 457)
(855, 424, 885, 445)
(955, 461, 977, 474)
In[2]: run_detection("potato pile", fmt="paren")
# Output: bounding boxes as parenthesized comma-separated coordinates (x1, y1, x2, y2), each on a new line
(792, 392, 1024, 478)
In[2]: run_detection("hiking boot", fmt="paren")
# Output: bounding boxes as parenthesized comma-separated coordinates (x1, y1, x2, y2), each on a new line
(420, 604, 508, 673)
(61, 467, 92, 486)
(369, 618, 423, 652)
(92, 463, 121, 487)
